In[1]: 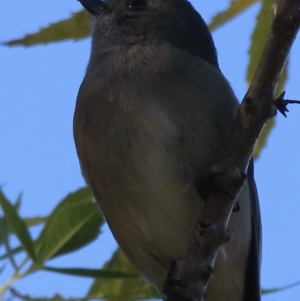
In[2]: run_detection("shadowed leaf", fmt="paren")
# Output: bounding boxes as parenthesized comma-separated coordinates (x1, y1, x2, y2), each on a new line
(0, 217, 7, 246)
(0, 215, 46, 248)
(209, 0, 259, 31)
(261, 280, 300, 295)
(24, 216, 48, 227)
(88, 249, 159, 301)
(247, 0, 275, 83)
(43, 266, 138, 278)
(0, 191, 36, 261)
(1, 218, 18, 270)
(0, 246, 23, 261)
(4, 10, 91, 47)
(35, 187, 104, 263)
(14, 193, 22, 212)
(10, 288, 92, 301)
(9, 287, 134, 301)
(0, 264, 5, 274)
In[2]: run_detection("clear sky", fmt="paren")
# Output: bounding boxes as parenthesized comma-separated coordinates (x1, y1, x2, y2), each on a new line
(1, 0, 300, 300)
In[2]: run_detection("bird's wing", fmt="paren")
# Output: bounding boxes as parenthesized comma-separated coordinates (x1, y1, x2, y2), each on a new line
(243, 158, 262, 301)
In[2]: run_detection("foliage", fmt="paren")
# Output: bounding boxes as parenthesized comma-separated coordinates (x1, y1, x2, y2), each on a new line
(0, 189, 157, 301)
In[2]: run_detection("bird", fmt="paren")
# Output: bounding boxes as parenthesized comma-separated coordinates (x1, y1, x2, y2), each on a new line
(73, 0, 262, 300)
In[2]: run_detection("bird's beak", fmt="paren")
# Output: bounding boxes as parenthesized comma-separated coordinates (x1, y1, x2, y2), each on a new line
(78, 0, 109, 15)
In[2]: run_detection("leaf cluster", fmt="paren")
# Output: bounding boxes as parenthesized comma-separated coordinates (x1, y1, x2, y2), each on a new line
(0, 188, 158, 301)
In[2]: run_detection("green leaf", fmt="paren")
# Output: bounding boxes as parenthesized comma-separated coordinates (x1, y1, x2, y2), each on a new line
(0, 214, 45, 249)
(14, 193, 22, 212)
(0, 264, 5, 274)
(209, 0, 258, 31)
(247, 0, 275, 84)
(0, 214, 46, 247)
(1, 218, 18, 270)
(43, 266, 138, 278)
(0, 217, 7, 245)
(35, 187, 104, 263)
(0, 191, 36, 261)
(261, 280, 300, 295)
(0, 246, 23, 261)
(3, 10, 91, 47)
(10, 288, 85, 301)
(24, 216, 48, 227)
(9, 288, 106, 301)
(88, 249, 159, 301)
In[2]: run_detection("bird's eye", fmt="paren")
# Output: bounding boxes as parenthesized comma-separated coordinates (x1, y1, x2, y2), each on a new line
(128, 0, 147, 10)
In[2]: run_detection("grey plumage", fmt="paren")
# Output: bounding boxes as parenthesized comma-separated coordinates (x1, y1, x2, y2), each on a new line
(74, 0, 261, 300)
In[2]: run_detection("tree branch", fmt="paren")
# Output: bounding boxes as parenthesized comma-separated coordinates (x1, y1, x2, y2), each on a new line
(165, 0, 300, 300)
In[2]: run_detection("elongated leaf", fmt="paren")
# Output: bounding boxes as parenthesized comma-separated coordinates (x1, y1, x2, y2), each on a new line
(209, 0, 258, 31)
(24, 216, 48, 227)
(0, 246, 23, 260)
(261, 280, 300, 295)
(43, 266, 138, 278)
(0, 264, 5, 274)
(10, 288, 86, 301)
(88, 249, 159, 301)
(0, 217, 7, 245)
(247, 0, 275, 83)
(1, 218, 18, 270)
(0, 191, 36, 261)
(10, 288, 110, 301)
(0, 215, 46, 246)
(4, 10, 90, 47)
(35, 187, 103, 263)
(0, 218, 9, 247)
(14, 193, 22, 212)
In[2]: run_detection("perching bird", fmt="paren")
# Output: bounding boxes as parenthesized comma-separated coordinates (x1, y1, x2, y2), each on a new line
(73, 0, 262, 300)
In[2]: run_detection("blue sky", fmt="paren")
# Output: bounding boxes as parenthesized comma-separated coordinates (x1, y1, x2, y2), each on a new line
(1, 0, 300, 300)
